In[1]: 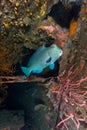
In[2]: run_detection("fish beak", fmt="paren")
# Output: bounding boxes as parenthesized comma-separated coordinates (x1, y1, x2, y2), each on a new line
(59, 50, 63, 56)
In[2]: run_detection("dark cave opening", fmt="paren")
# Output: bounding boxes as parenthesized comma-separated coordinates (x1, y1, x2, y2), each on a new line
(48, 1, 81, 28)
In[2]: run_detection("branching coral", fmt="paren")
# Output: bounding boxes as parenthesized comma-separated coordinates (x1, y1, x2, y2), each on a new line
(47, 62, 87, 130)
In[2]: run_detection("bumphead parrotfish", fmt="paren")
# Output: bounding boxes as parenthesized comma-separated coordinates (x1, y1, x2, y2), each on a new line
(21, 44, 63, 77)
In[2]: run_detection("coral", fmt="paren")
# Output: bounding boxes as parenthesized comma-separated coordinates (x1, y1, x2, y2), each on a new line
(0, 75, 45, 84)
(0, 0, 53, 26)
(17, 30, 41, 49)
(69, 19, 78, 37)
(40, 24, 69, 48)
(0, 0, 57, 107)
(47, 62, 87, 130)
(0, 40, 22, 75)
(80, 2, 87, 23)
(0, 0, 56, 50)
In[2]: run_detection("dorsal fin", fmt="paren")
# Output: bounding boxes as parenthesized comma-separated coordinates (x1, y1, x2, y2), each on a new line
(30, 45, 46, 59)
(35, 45, 46, 55)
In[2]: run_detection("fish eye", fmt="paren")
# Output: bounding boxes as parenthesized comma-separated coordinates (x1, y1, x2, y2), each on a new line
(50, 44, 56, 48)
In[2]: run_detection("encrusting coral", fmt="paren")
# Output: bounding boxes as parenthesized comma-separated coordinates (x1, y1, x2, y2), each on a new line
(0, 42, 22, 75)
(69, 19, 78, 37)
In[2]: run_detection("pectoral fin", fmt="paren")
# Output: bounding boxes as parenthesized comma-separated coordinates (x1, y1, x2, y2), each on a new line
(21, 66, 31, 77)
(49, 63, 55, 70)
(46, 57, 51, 63)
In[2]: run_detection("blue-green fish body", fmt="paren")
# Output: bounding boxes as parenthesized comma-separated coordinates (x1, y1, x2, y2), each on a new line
(21, 44, 63, 77)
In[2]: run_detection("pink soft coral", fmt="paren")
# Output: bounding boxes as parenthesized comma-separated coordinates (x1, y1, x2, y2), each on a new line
(40, 25, 69, 48)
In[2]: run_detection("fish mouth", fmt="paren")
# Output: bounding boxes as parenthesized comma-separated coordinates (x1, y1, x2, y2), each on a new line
(59, 50, 63, 56)
(54, 49, 63, 56)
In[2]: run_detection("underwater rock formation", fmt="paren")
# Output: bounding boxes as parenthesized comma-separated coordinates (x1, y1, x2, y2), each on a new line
(48, 0, 81, 28)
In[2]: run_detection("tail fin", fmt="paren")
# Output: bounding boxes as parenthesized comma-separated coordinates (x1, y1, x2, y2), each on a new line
(21, 66, 31, 77)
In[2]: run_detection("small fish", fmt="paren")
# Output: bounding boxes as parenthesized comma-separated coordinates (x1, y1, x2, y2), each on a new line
(21, 44, 63, 77)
